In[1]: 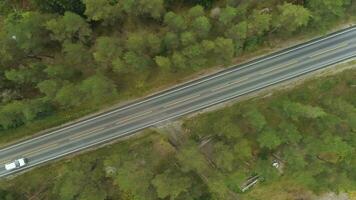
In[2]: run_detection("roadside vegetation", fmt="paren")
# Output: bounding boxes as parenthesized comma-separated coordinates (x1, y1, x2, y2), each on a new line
(1, 65, 355, 200)
(0, 0, 355, 144)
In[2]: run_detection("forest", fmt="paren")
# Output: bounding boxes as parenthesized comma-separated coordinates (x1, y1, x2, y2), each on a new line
(0, 0, 355, 143)
(0, 64, 354, 200)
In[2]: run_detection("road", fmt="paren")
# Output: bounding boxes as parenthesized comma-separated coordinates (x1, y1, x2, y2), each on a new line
(0, 26, 356, 178)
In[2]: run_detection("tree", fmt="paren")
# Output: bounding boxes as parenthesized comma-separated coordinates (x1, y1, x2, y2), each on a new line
(283, 148, 306, 172)
(0, 101, 25, 129)
(187, 5, 205, 19)
(79, 74, 117, 103)
(243, 107, 267, 132)
(93, 36, 122, 67)
(115, 161, 155, 200)
(46, 11, 92, 43)
(180, 31, 196, 47)
(213, 142, 235, 171)
(121, 0, 165, 19)
(248, 10, 272, 36)
(22, 98, 53, 121)
(274, 3, 311, 33)
(257, 128, 282, 150)
(5, 63, 46, 85)
(282, 101, 327, 120)
(155, 56, 172, 71)
(31, 0, 85, 15)
(123, 51, 152, 71)
(233, 139, 252, 160)
(54, 83, 83, 107)
(62, 42, 92, 67)
(164, 12, 187, 32)
(4, 11, 52, 54)
(191, 16, 211, 38)
(163, 32, 180, 51)
(277, 122, 302, 144)
(37, 79, 62, 98)
(152, 169, 192, 200)
(44, 64, 78, 80)
(171, 52, 187, 70)
(82, 0, 122, 24)
(218, 6, 237, 26)
(306, 0, 349, 18)
(213, 37, 234, 64)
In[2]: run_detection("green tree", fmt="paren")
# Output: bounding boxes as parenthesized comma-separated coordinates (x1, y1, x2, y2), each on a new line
(248, 10, 272, 36)
(5, 63, 46, 85)
(180, 31, 196, 47)
(155, 56, 172, 71)
(54, 83, 83, 107)
(306, 0, 349, 18)
(218, 6, 237, 26)
(257, 128, 282, 150)
(152, 169, 192, 200)
(46, 11, 92, 43)
(187, 5, 205, 19)
(31, 0, 85, 15)
(243, 107, 267, 132)
(62, 42, 92, 67)
(0, 101, 25, 129)
(37, 79, 62, 98)
(79, 74, 117, 103)
(82, 0, 122, 24)
(93, 36, 122, 67)
(213, 37, 234, 64)
(164, 12, 187, 32)
(121, 0, 165, 19)
(277, 122, 302, 144)
(274, 3, 311, 33)
(191, 16, 211, 38)
(22, 98, 53, 121)
(5, 11, 52, 54)
(213, 142, 235, 171)
(163, 32, 180, 51)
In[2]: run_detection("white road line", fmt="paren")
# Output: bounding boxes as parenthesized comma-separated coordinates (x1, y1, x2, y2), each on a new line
(310, 42, 349, 58)
(1, 27, 354, 153)
(163, 94, 201, 108)
(116, 110, 153, 125)
(259, 60, 299, 75)
(70, 127, 106, 140)
(211, 77, 250, 92)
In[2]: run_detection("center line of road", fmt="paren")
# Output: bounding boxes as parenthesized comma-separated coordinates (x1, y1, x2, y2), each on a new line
(211, 77, 250, 92)
(309, 42, 349, 58)
(70, 127, 106, 140)
(163, 94, 201, 108)
(259, 60, 299, 75)
(22, 142, 59, 157)
(116, 110, 154, 125)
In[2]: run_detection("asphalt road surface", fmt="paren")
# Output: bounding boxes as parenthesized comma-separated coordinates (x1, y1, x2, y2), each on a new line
(1, 26, 356, 178)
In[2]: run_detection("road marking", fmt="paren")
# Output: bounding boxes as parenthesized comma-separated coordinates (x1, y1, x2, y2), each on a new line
(70, 127, 106, 140)
(22, 142, 59, 157)
(116, 110, 153, 125)
(259, 60, 299, 75)
(309, 42, 349, 58)
(163, 94, 201, 108)
(211, 77, 250, 92)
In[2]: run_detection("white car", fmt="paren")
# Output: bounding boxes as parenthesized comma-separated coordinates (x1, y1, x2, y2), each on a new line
(4, 158, 27, 171)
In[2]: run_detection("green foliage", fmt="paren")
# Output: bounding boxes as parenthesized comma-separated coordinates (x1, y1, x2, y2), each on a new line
(93, 36, 122, 67)
(5, 63, 45, 85)
(46, 12, 92, 43)
(274, 3, 311, 33)
(82, 0, 122, 24)
(164, 12, 187, 32)
(31, 0, 85, 15)
(4, 12, 52, 54)
(257, 128, 282, 150)
(152, 169, 192, 199)
(54, 83, 83, 107)
(79, 74, 117, 103)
